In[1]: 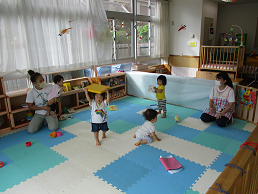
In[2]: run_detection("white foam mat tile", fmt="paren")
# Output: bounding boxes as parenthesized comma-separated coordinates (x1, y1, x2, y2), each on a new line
(2, 177, 51, 194)
(192, 168, 221, 194)
(63, 174, 124, 194)
(137, 108, 147, 115)
(34, 160, 90, 194)
(100, 132, 137, 156)
(70, 146, 120, 173)
(151, 132, 220, 167)
(178, 117, 212, 131)
(242, 122, 257, 132)
(51, 137, 94, 159)
(62, 121, 92, 136)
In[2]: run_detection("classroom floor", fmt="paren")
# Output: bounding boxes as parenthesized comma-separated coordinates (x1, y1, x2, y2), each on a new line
(0, 96, 256, 194)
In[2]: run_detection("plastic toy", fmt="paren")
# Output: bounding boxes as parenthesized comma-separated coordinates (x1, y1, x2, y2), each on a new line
(239, 89, 256, 110)
(50, 132, 56, 138)
(56, 131, 63, 137)
(174, 115, 181, 122)
(84, 84, 110, 94)
(25, 141, 31, 147)
(27, 111, 33, 121)
(147, 104, 159, 110)
(0, 161, 4, 168)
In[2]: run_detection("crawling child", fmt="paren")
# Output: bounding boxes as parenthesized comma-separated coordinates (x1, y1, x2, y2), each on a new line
(133, 108, 161, 146)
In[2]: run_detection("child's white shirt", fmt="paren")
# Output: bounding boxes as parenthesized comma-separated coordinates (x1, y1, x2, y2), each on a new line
(90, 99, 108, 123)
(136, 121, 155, 138)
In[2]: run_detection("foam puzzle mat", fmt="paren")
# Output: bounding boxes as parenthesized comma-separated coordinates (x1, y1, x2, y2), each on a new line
(0, 96, 256, 194)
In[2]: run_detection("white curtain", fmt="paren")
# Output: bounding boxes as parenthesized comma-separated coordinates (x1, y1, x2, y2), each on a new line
(0, 0, 112, 76)
(154, 0, 169, 58)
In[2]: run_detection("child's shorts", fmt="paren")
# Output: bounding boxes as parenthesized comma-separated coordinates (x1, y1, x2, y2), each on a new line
(136, 135, 152, 144)
(91, 122, 109, 132)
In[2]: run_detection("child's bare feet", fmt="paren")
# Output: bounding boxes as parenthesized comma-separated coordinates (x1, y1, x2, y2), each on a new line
(158, 111, 161, 114)
(46, 111, 50, 116)
(134, 140, 142, 146)
(161, 113, 166, 118)
(96, 141, 101, 146)
(102, 134, 106, 139)
(133, 134, 136, 138)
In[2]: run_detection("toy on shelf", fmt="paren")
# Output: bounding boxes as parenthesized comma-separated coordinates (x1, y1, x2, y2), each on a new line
(0, 161, 4, 168)
(27, 111, 33, 121)
(63, 83, 71, 92)
(84, 84, 110, 94)
(81, 80, 89, 88)
(50, 132, 56, 138)
(25, 141, 31, 147)
(61, 107, 75, 114)
(174, 115, 181, 122)
(59, 115, 74, 121)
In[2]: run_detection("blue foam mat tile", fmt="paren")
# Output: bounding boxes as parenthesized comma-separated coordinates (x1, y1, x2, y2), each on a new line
(71, 109, 91, 122)
(123, 145, 170, 170)
(164, 125, 201, 141)
(58, 117, 82, 128)
(29, 126, 77, 148)
(205, 124, 239, 140)
(94, 157, 151, 192)
(0, 130, 31, 151)
(152, 156, 206, 189)
(234, 129, 251, 142)
(119, 103, 146, 113)
(122, 113, 145, 125)
(126, 172, 189, 194)
(0, 151, 13, 167)
(189, 111, 203, 119)
(210, 153, 233, 173)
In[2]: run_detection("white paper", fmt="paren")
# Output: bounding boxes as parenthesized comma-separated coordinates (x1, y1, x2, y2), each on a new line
(148, 85, 155, 93)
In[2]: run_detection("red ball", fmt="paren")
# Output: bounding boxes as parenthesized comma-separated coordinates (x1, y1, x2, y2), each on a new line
(0, 161, 4, 168)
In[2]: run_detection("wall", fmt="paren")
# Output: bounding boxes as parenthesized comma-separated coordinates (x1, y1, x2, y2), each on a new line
(201, 0, 218, 46)
(216, 3, 258, 54)
(169, 0, 203, 56)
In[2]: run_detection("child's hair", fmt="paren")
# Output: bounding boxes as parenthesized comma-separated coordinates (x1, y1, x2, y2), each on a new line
(28, 70, 42, 83)
(92, 92, 106, 99)
(143, 109, 158, 121)
(216, 72, 233, 88)
(53, 75, 64, 84)
(157, 75, 167, 86)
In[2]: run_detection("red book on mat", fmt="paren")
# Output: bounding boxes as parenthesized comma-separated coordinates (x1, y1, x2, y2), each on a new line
(159, 155, 183, 174)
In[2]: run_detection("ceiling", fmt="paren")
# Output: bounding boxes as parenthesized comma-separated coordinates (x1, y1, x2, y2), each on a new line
(211, 0, 258, 6)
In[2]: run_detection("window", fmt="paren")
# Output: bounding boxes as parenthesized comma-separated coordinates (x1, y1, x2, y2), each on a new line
(137, 0, 155, 16)
(103, 0, 132, 13)
(97, 63, 132, 76)
(109, 19, 132, 60)
(137, 21, 153, 57)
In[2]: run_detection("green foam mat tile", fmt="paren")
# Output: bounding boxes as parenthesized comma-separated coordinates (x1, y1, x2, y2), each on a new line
(0, 163, 29, 192)
(154, 115, 178, 132)
(223, 140, 243, 156)
(191, 132, 242, 155)
(108, 120, 137, 134)
(229, 118, 248, 130)
(185, 188, 200, 194)
(2, 139, 46, 161)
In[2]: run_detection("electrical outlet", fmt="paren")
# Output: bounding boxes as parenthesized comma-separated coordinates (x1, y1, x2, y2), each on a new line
(172, 21, 174, 25)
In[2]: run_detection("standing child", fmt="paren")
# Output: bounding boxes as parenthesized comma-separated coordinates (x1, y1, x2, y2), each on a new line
(154, 75, 167, 118)
(84, 88, 110, 146)
(46, 75, 66, 117)
(133, 109, 161, 146)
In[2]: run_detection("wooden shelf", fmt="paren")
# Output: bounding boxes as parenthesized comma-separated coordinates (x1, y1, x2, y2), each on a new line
(0, 113, 11, 132)
(91, 73, 126, 101)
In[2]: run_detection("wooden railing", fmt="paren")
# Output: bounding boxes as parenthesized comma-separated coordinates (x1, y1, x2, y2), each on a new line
(199, 46, 245, 79)
(206, 125, 258, 194)
(238, 62, 258, 85)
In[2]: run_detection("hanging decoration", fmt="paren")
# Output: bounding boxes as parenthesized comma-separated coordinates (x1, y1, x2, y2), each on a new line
(239, 89, 256, 110)
(58, 20, 74, 36)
